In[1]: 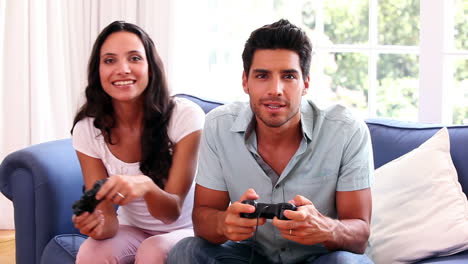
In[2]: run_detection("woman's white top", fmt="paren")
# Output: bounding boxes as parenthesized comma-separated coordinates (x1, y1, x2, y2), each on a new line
(72, 97, 205, 232)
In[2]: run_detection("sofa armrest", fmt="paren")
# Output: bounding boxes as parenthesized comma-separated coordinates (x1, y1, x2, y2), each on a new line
(0, 139, 84, 264)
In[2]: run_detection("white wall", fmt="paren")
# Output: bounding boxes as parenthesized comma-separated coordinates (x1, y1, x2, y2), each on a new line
(0, 0, 13, 230)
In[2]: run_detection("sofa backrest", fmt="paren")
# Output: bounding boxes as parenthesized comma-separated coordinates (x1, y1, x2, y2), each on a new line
(366, 118, 468, 195)
(175, 93, 224, 114)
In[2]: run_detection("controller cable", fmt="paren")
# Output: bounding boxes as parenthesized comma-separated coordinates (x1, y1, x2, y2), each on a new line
(248, 205, 269, 264)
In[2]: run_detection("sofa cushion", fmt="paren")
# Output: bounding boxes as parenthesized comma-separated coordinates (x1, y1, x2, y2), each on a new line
(368, 128, 468, 264)
(40, 234, 85, 264)
(366, 118, 468, 195)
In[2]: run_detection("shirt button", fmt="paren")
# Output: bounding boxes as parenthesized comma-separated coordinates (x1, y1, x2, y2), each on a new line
(275, 184, 280, 189)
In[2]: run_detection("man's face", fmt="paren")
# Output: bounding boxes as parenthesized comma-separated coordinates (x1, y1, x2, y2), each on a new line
(243, 49, 309, 128)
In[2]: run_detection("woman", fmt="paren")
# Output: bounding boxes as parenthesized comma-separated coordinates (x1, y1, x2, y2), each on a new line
(71, 21, 204, 263)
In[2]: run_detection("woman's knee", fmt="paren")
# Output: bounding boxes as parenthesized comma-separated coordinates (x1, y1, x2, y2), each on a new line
(76, 237, 135, 264)
(136, 229, 194, 263)
(135, 234, 186, 263)
(76, 238, 116, 264)
(135, 237, 167, 263)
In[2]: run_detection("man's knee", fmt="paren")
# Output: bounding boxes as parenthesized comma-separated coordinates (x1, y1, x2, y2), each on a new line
(167, 236, 211, 264)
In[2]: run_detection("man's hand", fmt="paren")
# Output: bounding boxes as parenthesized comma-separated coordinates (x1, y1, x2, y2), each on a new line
(217, 188, 267, 241)
(272, 195, 336, 245)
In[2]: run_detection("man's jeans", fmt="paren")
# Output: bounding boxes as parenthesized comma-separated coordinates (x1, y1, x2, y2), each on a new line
(167, 237, 374, 264)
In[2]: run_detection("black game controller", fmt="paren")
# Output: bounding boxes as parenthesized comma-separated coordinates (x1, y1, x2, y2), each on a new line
(72, 179, 107, 216)
(240, 200, 297, 220)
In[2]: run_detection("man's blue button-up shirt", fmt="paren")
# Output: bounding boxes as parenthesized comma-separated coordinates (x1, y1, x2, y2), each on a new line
(196, 99, 374, 263)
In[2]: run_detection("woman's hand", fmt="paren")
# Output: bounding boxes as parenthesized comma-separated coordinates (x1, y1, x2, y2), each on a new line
(95, 175, 153, 205)
(73, 151, 120, 239)
(72, 210, 105, 238)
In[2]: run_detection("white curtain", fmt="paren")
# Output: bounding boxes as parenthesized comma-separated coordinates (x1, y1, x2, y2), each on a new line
(0, 0, 174, 229)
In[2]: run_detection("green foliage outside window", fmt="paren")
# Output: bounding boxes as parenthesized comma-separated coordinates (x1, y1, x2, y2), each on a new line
(378, 0, 419, 46)
(324, 0, 369, 44)
(377, 54, 419, 120)
(324, 53, 368, 110)
(454, 0, 467, 50)
(301, 0, 420, 120)
(451, 0, 468, 124)
(452, 59, 468, 124)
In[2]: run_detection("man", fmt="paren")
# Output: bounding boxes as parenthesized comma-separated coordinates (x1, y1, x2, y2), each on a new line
(168, 19, 374, 264)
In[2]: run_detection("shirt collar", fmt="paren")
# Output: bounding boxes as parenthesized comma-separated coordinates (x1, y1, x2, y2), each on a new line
(300, 99, 315, 142)
(230, 103, 254, 134)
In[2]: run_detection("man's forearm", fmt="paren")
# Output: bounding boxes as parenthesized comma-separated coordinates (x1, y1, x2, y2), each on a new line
(193, 206, 228, 244)
(323, 218, 370, 254)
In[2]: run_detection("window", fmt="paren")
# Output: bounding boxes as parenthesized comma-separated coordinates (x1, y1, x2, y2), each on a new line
(173, 0, 467, 124)
(307, 0, 420, 121)
(448, 0, 468, 124)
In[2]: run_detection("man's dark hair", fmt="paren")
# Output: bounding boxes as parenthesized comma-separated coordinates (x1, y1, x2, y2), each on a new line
(71, 21, 174, 189)
(242, 19, 312, 78)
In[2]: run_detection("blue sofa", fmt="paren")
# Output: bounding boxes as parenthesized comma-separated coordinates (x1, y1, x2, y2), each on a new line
(1, 94, 467, 264)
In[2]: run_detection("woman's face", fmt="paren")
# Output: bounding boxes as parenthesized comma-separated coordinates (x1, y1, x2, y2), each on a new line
(99, 31, 149, 104)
